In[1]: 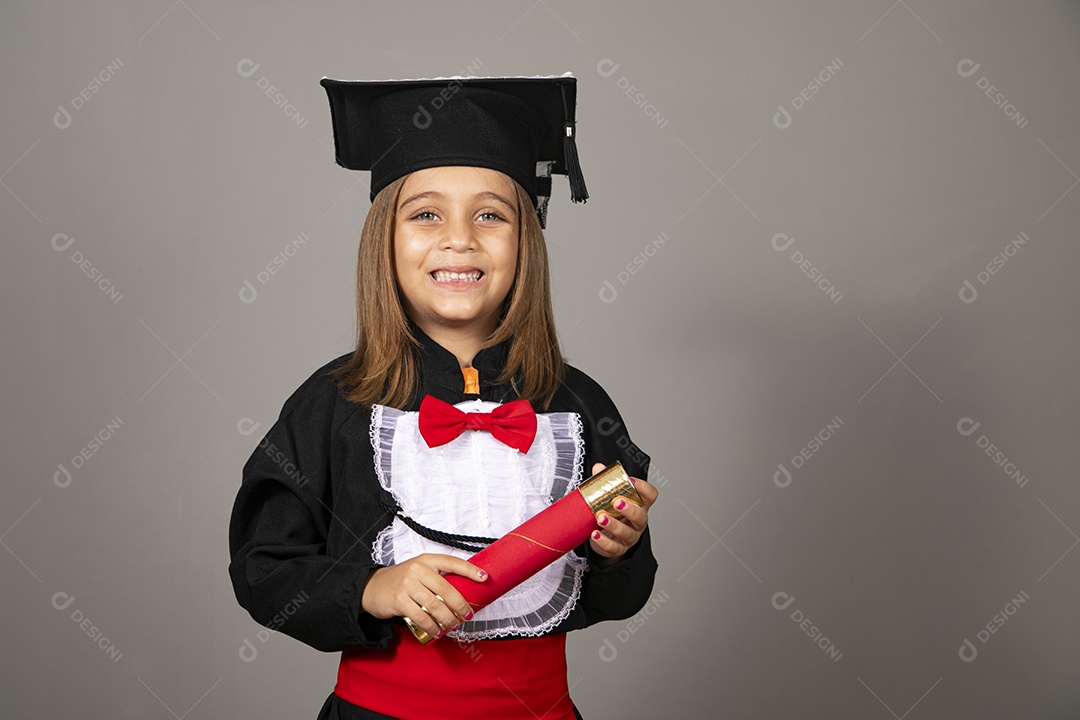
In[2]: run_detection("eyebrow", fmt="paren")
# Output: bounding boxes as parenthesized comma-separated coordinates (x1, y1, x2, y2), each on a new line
(398, 190, 516, 214)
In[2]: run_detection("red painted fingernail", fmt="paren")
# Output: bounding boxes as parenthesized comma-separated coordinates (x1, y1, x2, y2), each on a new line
(465, 612, 474, 620)
(599, 515, 610, 526)
(478, 570, 487, 580)
(593, 531, 602, 540)
(615, 500, 626, 510)
(437, 631, 444, 638)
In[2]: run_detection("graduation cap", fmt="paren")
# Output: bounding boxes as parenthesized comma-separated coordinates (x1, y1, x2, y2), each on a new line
(319, 73, 588, 228)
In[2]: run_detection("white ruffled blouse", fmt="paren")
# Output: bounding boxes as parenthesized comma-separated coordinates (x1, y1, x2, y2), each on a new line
(369, 399, 587, 640)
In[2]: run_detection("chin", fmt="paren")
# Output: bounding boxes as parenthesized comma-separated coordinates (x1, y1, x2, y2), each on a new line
(431, 308, 498, 328)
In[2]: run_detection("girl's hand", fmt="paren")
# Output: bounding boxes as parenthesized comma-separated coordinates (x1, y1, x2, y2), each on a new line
(588, 462, 658, 566)
(361, 553, 487, 639)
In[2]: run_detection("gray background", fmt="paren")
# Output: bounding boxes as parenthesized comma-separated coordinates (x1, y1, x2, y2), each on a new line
(3, 1, 1078, 717)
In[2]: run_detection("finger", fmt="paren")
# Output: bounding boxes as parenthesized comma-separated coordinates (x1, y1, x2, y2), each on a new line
(630, 478, 658, 509)
(417, 589, 465, 633)
(406, 600, 445, 640)
(596, 512, 641, 546)
(426, 579, 477, 626)
(609, 496, 648, 527)
(597, 496, 646, 533)
(589, 528, 625, 558)
(416, 553, 488, 583)
(624, 500, 649, 528)
(439, 598, 472, 625)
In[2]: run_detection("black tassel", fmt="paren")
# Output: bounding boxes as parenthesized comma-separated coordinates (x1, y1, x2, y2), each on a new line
(563, 123, 589, 203)
(559, 82, 588, 204)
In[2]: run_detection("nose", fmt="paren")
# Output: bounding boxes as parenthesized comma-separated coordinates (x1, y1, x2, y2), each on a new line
(440, 212, 479, 252)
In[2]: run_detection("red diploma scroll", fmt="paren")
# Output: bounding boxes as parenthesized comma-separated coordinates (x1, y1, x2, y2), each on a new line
(405, 461, 642, 644)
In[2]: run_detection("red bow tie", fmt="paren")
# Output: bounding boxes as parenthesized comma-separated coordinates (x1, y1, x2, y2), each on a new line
(418, 395, 537, 454)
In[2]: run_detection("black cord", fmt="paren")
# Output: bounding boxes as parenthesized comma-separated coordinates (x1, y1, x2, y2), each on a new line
(379, 495, 496, 553)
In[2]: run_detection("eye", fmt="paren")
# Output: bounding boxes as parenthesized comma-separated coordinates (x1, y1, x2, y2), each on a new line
(477, 211, 506, 223)
(410, 210, 439, 222)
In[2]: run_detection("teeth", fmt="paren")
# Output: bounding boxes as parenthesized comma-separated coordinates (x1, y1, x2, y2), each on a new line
(432, 270, 482, 282)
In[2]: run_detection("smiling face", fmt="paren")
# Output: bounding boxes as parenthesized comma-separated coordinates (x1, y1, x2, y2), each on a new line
(393, 166, 520, 343)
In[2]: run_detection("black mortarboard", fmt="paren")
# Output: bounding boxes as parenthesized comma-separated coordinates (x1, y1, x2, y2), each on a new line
(319, 73, 588, 228)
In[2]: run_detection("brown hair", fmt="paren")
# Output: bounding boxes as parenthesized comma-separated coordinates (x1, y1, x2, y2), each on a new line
(330, 173, 566, 410)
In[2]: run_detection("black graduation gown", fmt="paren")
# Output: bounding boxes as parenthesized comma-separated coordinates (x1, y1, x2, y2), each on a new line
(228, 325, 658, 718)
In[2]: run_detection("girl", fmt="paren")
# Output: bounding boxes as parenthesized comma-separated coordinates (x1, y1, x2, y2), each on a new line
(229, 74, 658, 720)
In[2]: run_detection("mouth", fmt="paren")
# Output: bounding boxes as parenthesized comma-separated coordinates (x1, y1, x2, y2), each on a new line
(430, 269, 484, 284)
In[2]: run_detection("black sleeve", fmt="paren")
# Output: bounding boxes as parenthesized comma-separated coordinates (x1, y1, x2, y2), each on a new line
(227, 370, 394, 652)
(566, 368, 659, 624)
